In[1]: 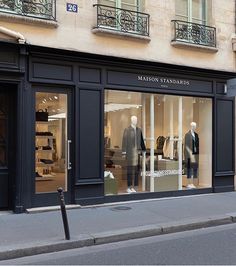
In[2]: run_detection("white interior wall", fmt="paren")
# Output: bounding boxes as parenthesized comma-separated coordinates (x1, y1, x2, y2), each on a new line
(198, 99, 212, 187)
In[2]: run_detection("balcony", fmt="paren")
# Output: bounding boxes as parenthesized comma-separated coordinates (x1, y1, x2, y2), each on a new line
(0, 0, 56, 20)
(93, 4, 150, 40)
(171, 20, 217, 52)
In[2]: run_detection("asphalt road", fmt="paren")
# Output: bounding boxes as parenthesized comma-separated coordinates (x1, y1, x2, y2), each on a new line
(2, 223, 236, 265)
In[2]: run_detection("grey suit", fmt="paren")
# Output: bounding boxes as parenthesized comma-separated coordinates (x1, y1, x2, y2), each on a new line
(122, 126, 146, 166)
(122, 126, 146, 188)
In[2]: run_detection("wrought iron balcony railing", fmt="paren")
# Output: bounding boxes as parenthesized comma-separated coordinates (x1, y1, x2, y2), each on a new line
(0, 0, 56, 20)
(172, 20, 216, 48)
(93, 4, 150, 37)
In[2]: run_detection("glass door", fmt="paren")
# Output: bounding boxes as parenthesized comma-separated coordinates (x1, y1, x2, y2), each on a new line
(34, 89, 73, 205)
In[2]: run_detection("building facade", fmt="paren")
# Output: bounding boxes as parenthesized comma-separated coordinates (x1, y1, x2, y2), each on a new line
(0, 0, 235, 212)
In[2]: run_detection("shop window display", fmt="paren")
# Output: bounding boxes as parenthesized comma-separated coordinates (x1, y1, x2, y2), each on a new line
(104, 90, 212, 195)
(35, 92, 68, 194)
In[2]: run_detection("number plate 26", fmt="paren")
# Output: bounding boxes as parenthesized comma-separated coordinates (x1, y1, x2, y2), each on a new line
(66, 3, 78, 13)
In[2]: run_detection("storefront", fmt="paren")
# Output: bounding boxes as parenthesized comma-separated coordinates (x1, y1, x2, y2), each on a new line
(0, 42, 235, 212)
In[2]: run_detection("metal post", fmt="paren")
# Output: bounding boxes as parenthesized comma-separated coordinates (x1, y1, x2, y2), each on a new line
(178, 97, 183, 190)
(150, 94, 155, 192)
(57, 187, 70, 240)
(170, 98, 174, 160)
(142, 94, 146, 191)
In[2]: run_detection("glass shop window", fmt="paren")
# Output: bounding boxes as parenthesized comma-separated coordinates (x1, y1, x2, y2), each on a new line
(104, 90, 212, 195)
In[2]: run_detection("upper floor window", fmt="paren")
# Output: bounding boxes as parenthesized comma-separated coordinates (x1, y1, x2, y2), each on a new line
(0, 0, 56, 20)
(98, 0, 142, 12)
(94, 0, 149, 37)
(176, 0, 211, 25)
(172, 0, 216, 49)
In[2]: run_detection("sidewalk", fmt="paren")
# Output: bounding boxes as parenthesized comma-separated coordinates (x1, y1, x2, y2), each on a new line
(1, 192, 236, 260)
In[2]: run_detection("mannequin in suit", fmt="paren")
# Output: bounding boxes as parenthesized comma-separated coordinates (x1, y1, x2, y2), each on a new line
(184, 122, 199, 189)
(122, 116, 146, 193)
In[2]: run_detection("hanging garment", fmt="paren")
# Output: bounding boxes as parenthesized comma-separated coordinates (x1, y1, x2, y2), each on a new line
(163, 136, 179, 160)
(156, 136, 166, 155)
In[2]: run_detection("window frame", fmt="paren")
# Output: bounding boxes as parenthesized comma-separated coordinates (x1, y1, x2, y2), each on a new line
(98, 0, 141, 12)
(176, 0, 208, 25)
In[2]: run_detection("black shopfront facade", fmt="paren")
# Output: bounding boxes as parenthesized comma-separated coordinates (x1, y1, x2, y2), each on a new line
(0, 41, 235, 213)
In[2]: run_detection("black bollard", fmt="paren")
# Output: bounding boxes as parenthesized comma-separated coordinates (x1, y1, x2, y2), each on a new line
(57, 187, 70, 240)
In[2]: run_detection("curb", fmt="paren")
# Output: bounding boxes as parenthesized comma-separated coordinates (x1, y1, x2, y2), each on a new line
(0, 215, 236, 261)
(0, 234, 94, 261)
(26, 205, 81, 214)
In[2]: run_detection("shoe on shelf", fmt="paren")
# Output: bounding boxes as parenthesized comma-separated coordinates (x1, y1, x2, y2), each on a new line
(40, 159, 54, 164)
(35, 172, 42, 178)
(131, 187, 136, 193)
(186, 184, 193, 189)
(42, 145, 52, 150)
(127, 188, 132, 194)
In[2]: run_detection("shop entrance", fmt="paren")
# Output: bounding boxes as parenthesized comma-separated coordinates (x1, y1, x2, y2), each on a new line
(33, 88, 73, 207)
(0, 85, 16, 210)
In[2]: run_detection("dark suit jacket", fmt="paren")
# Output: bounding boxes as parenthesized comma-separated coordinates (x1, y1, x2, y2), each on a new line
(184, 130, 199, 165)
(122, 126, 146, 166)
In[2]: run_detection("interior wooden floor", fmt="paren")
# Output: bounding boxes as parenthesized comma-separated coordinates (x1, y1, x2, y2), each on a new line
(36, 172, 67, 193)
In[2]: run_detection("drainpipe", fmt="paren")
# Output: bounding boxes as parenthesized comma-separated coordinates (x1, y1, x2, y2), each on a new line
(233, 0, 236, 51)
(0, 26, 26, 44)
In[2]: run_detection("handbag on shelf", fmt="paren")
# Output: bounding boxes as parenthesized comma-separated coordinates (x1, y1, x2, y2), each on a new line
(40, 159, 54, 164)
(36, 109, 48, 122)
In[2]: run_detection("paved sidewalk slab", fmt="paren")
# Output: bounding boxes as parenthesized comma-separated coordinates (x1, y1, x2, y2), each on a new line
(1, 192, 236, 260)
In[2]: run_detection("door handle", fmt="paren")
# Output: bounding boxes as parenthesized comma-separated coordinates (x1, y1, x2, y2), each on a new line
(67, 140, 72, 170)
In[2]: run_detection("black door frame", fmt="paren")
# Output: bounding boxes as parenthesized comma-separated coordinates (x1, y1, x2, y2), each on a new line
(32, 85, 75, 207)
(0, 83, 17, 210)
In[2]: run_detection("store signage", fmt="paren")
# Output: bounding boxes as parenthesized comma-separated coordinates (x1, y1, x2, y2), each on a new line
(66, 3, 78, 13)
(137, 75, 190, 87)
(107, 70, 213, 94)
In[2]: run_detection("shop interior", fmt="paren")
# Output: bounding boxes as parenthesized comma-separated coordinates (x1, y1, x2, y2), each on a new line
(104, 90, 212, 195)
(35, 92, 67, 194)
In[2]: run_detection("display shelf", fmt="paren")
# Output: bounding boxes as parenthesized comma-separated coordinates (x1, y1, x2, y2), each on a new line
(35, 136, 55, 139)
(36, 162, 55, 167)
(36, 150, 55, 153)
(42, 174, 55, 178)
(36, 177, 53, 181)
(35, 118, 57, 182)
(36, 121, 49, 125)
